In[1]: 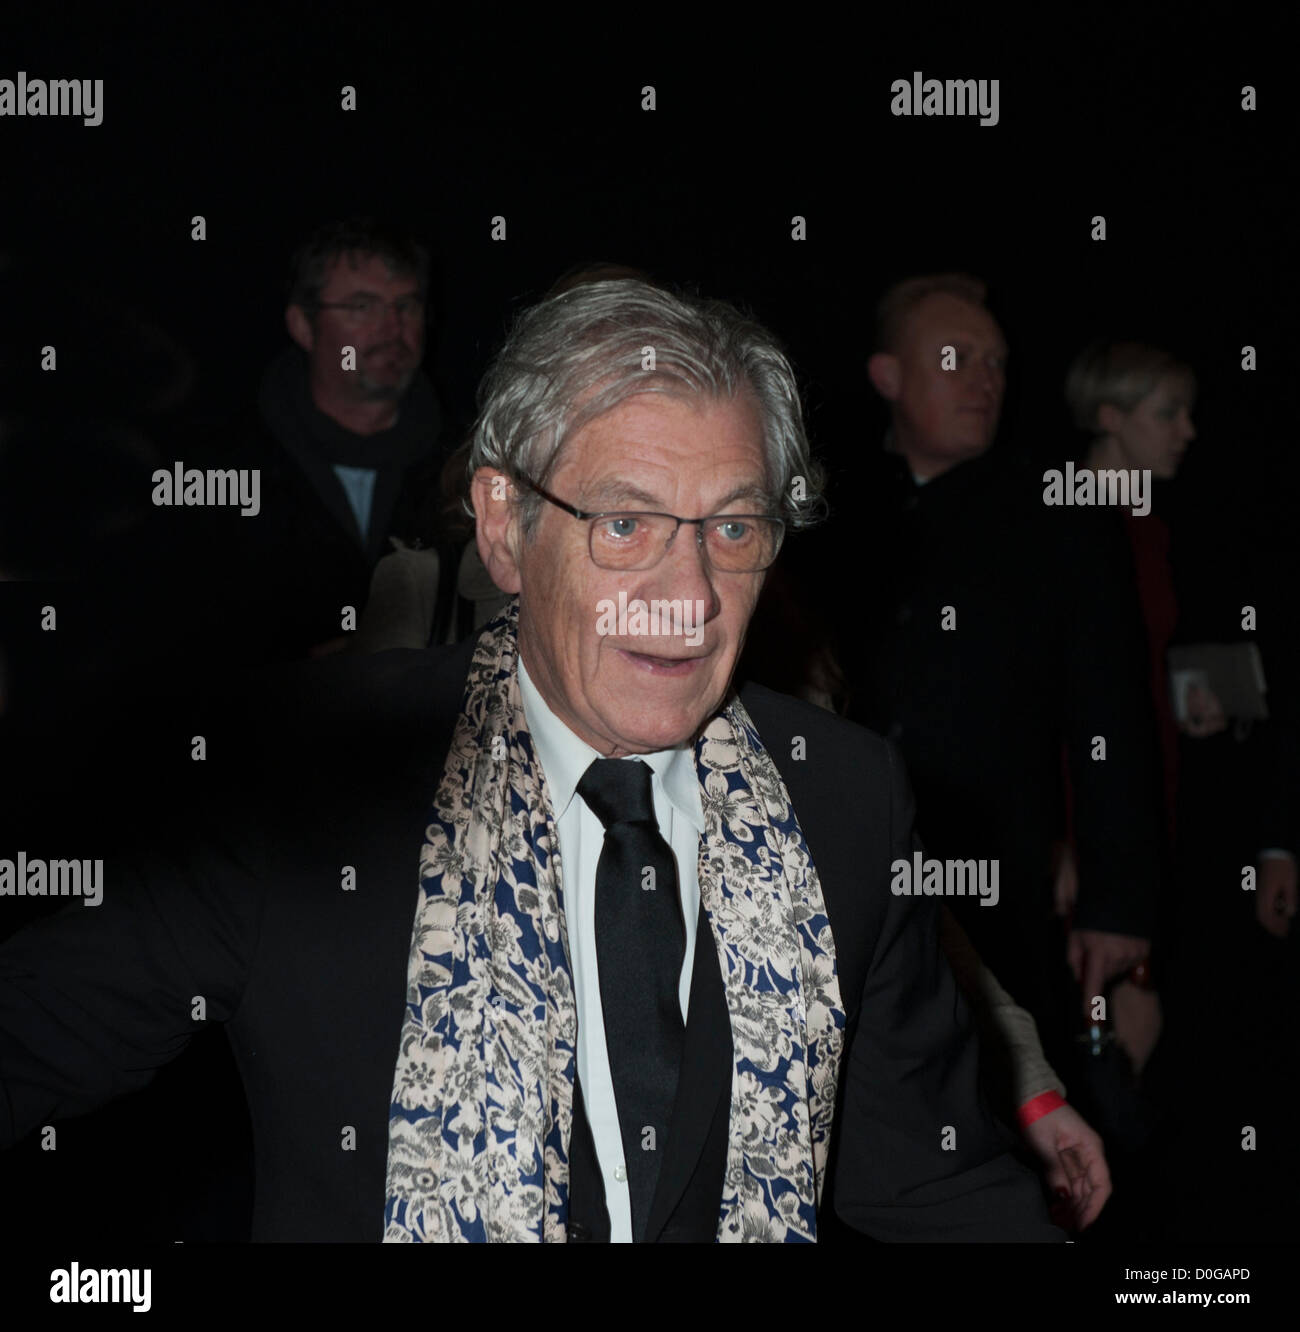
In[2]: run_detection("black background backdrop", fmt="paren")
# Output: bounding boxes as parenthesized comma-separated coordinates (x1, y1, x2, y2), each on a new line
(1, 0, 1295, 1270)
(6, 9, 1292, 490)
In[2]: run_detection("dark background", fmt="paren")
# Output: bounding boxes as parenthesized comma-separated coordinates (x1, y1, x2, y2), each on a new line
(1, 4, 1294, 1248)
(5, 9, 1291, 483)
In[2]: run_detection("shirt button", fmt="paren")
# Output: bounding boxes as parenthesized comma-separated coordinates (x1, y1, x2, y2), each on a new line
(614, 1165, 627, 1183)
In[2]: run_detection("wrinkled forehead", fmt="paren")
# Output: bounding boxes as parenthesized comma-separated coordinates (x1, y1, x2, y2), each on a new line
(566, 383, 762, 453)
(551, 388, 771, 492)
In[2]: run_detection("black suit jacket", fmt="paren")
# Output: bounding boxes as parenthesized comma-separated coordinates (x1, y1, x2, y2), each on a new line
(0, 635, 1060, 1242)
(841, 447, 1164, 1003)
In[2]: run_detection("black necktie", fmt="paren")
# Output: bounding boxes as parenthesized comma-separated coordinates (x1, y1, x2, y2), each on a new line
(576, 756, 686, 1242)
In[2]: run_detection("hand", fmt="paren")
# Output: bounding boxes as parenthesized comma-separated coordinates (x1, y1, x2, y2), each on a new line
(1021, 1102, 1111, 1231)
(1110, 978, 1163, 1074)
(1067, 929, 1150, 1017)
(1051, 839, 1079, 918)
(1256, 856, 1298, 939)
(1180, 683, 1227, 738)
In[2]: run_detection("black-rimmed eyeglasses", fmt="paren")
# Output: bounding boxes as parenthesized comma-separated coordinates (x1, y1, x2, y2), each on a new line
(512, 474, 785, 573)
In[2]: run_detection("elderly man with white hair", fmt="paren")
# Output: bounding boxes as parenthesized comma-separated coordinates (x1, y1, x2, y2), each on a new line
(0, 280, 1061, 1243)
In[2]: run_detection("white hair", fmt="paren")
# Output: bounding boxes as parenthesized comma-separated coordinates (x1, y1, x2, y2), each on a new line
(465, 278, 825, 537)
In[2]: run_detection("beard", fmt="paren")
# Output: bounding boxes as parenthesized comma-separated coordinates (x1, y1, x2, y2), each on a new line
(357, 341, 417, 398)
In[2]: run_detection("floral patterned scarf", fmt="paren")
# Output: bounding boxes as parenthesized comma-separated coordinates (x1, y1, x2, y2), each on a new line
(382, 599, 845, 1242)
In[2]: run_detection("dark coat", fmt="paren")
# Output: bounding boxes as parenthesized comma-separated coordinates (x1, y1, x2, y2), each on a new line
(839, 447, 1165, 1008)
(0, 634, 1061, 1242)
(147, 349, 461, 666)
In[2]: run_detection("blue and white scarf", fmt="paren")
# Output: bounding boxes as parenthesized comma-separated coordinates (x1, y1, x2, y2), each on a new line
(383, 599, 845, 1241)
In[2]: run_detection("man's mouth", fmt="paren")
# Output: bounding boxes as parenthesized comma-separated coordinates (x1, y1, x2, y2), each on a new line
(618, 648, 707, 677)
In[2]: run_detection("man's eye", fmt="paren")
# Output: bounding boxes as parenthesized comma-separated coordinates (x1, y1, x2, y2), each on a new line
(604, 517, 639, 539)
(717, 520, 750, 541)
(351, 299, 377, 315)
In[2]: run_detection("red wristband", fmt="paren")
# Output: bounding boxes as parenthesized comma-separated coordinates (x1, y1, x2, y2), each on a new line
(1017, 1090, 1066, 1128)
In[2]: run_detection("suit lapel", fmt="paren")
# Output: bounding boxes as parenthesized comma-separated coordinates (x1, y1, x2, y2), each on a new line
(641, 895, 732, 1241)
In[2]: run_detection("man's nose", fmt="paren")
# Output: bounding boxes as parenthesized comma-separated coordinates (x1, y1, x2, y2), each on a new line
(656, 523, 720, 612)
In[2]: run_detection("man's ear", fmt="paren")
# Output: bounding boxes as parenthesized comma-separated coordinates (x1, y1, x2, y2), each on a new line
(867, 351, 902, 402)
(470, 468, 523, 595)
(286, 303, 315, 354)
(1095, 402, 1126, 438)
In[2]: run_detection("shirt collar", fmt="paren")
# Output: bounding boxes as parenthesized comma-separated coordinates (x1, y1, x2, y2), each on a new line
(517, 651, 706, 833)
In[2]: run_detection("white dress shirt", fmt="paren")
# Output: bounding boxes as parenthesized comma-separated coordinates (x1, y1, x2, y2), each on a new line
(517, 653, 705, 1242)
